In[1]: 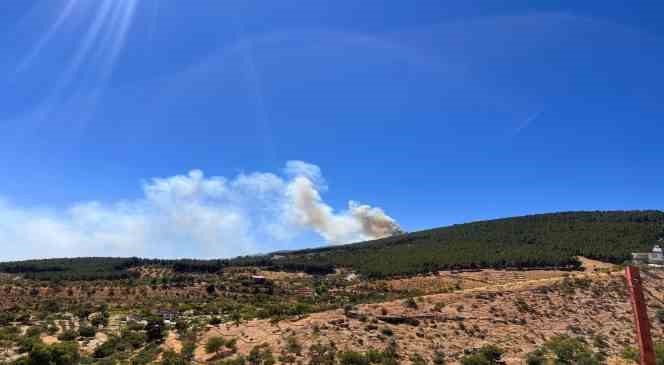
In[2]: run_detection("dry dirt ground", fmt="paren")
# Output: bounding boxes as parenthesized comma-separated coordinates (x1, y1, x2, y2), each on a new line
(192, 259, 662, 364)
(3, 258, 660, 364)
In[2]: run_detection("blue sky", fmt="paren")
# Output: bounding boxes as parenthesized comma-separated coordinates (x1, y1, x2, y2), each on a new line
(1, 1, 663, 260)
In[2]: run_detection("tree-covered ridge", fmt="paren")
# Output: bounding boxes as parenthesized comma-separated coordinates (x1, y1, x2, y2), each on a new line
(273, 210, 664, 277)
(1, 210, 663, 280)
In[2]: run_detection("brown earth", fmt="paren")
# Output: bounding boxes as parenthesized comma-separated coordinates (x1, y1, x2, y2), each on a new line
(195, 261, 662, 364)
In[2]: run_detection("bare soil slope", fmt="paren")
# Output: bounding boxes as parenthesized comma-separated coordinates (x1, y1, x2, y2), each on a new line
(197, 261, 662, 364)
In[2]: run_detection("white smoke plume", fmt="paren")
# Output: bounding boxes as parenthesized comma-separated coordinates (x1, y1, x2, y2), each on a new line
(284, 176, 401, 244)
(0, 161, 401, 260)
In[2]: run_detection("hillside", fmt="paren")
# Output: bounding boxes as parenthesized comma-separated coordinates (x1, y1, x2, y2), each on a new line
(273, 210, 664, 278)
(1, 210, 663, 280)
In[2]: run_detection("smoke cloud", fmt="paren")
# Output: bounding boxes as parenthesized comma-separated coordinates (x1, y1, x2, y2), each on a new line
(284, 176, 401, 243)
(0, 161, 401, 260)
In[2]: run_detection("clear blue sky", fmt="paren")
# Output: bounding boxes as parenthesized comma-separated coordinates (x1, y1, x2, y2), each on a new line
(1, 1, 663, 259)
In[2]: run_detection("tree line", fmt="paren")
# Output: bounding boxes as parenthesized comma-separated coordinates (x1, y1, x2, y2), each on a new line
(2, 210, 662, 281)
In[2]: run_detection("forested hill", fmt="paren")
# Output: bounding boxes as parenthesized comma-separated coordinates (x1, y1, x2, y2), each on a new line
(273, 210, 664, 278)
(1, 211, 663, 280)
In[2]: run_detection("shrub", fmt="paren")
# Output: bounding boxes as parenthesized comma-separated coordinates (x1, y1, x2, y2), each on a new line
(25, 326, 44, 338)
(592, 334, 608, 350)
(622, 346, 638, 362)
(366, 348, 385, 364)
(210, 317, 223, 325)
(248, 343, 275, 365)
(160, 349, 189, 365)
(308, 342, 337, 365)
(380, 327, 393, 336)
(0, 312, 16, 326)
(132, 343, 162, 365)
(525, 349, 546, 365)
(175, 320, 188, 334)
(338, 351, 369, 365)
(286, 335, 303, 355)
(514, 297, 531, 313)
(78, 325, 96, 338)
(227, 338, 238, 351)
(657, 309, 664, 324)
(20, 341, 80, 365)
(205, 336, 226, 354)
(17, 336, 43, 354)
(122, 328, 148, 348)
(343, 304, 356, 317)
(460, 345, 504, 365)
(432, 350, 446, 365)
(544, 335, 602, 364)
(57, 329, 78, 341)
(384, 339, 399, 360)
(46, 324, 58, 336)
(403, 297, 418, 309)
(206, 284, 216, 295)
(93, 336, 131, 358)
(622, 342, 664, 364)
(146, 317, 165, 342)
(410, 353, 427, 365)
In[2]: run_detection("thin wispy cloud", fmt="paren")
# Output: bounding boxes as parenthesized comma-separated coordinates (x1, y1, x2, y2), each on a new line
(513, 111, 541, 137)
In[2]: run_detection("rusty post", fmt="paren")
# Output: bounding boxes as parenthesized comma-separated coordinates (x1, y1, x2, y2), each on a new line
(625, 265, 656, 365)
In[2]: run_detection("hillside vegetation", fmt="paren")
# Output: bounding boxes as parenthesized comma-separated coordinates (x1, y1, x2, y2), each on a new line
(276, 210, 664, 277)
(2, 211, 663, 280)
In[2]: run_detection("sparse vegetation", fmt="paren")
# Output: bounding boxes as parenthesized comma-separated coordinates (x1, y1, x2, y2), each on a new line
(460, 345, 504, 365)
(0, 211, 661, 364)
(528, 335, 604, 364)
(205, 336, 227, 354)
(657, 309, 664, 324)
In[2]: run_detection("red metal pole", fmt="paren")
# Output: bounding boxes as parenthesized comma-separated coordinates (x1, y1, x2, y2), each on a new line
(626, 265, 656, 365)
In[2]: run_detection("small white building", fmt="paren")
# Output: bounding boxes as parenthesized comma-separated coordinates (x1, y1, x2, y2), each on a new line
(649, 245, 664, 264)
(632, 244, 664, 266)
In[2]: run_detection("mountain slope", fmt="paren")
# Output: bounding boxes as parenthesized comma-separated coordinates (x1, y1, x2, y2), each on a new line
(270, 210, 664, 277)
(1, 210, 663, 280)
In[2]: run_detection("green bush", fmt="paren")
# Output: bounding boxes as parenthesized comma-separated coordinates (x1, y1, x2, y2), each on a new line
(15, 341, 80, 365)
(432, 350, 446, 365)
(285, 335, 302, 355)
(525, 349, 546, 365)
(403, 297, 418, 309)
(410, 353, 427, 365)
(657, 309, 664, 324)
(308, 342, 337, 365)
(121, 328, 148, 349)
(160, 349, 188, 365)
(25, 326, 44, 338)
(460, 345, 504, 365)
(544, 335, 603, 364)
(205, 336, 226, 354)
(17, 336, 43, 354)
(338, 351, 370, 365)
(57, 329, 78, 341)
(93, 336, 131, 358)
(131, 343, 162, 365)
(0, 312, 16, 326)
(622, 342, 664, 365)
(248, 343, 275, 365)
(622, 346, 639, 363)
(78, 325, 96, 338)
